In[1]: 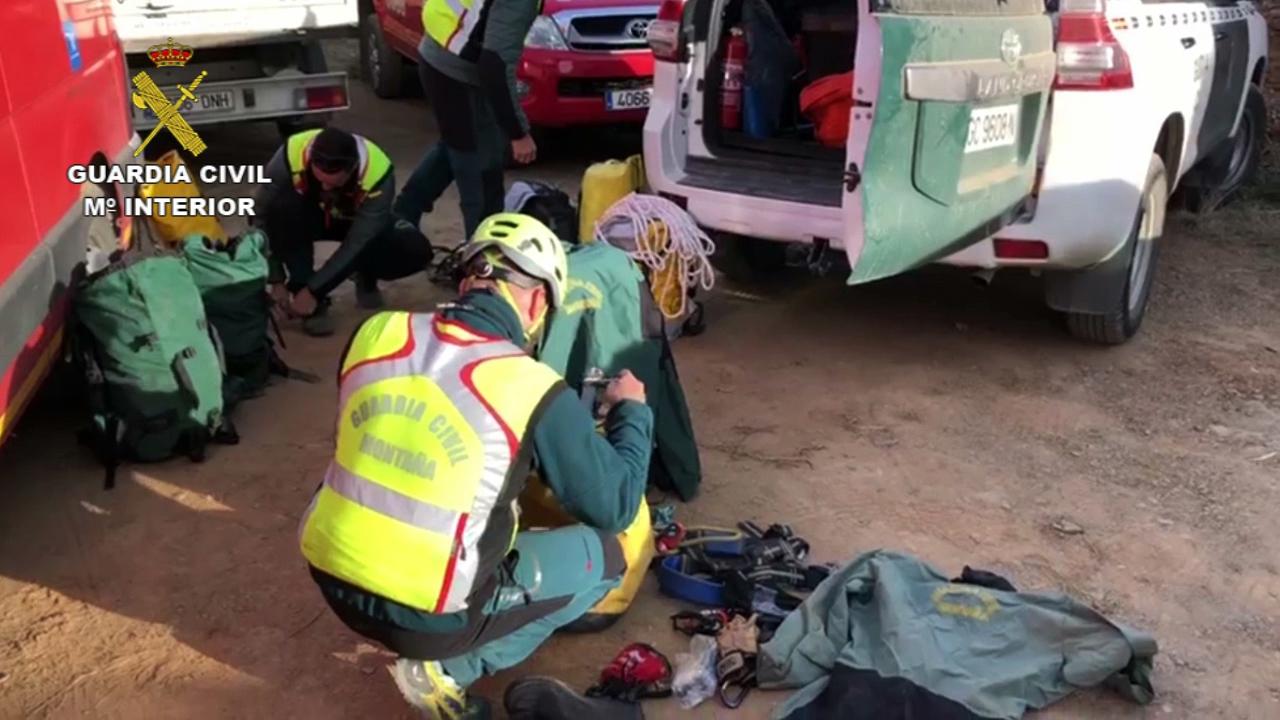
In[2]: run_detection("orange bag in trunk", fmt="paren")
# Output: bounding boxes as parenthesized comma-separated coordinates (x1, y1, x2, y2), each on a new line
(799, 71, 855, 149)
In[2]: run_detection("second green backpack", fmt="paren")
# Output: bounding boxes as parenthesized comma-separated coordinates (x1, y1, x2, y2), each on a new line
(180, 231, 272, 399)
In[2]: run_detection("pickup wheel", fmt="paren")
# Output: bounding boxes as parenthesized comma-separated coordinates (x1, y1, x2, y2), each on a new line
(1181, 86, 1266, 213)
(362, 12, 405, 99)
(277, 115, 329, 141)
(1065, 154, 1167, 345)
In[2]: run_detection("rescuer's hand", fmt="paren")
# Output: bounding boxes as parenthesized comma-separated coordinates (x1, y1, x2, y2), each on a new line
(290, 287, 318, 318)
(603, 369, 646, 406)
(511, 135, 537, 165)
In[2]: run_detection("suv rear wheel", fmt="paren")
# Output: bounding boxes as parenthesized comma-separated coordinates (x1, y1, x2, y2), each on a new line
(362, 12, 405, 99)
(1181, 86, 1266, 213)
(1065, 153, 1167, 344)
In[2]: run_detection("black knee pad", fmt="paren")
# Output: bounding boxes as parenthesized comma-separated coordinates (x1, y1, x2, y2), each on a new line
(596, 529, 627, 580)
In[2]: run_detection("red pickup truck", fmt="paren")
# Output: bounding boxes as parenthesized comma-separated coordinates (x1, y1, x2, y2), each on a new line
(0, 0, 135, 449)
(362, 0, 657, 128)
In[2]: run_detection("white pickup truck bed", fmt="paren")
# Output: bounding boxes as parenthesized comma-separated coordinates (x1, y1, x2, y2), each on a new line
(114, 0, 358, 53)
(113, 0, 358, 131)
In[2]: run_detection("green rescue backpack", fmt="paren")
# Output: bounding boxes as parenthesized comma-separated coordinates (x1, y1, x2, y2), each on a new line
(73, 253, 237, 488)
(181, 231, 272, 399)
(540, 241, 703, 501)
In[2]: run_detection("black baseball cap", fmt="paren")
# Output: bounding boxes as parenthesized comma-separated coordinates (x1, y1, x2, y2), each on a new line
(309, 127, 358, 173)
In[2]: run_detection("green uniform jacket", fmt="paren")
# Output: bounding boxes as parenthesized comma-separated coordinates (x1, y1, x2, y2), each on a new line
(315, 290, 653, 633)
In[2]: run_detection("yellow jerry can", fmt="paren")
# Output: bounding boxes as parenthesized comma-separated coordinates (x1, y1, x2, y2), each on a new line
(518, 471, 654, 629)
(577, 154, 646, 243)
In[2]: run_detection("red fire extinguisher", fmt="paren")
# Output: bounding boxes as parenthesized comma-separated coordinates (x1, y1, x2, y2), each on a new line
(721, 27, 747, 130)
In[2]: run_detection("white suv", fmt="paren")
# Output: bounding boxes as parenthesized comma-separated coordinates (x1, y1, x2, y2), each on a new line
(644, 0, 1268, 343)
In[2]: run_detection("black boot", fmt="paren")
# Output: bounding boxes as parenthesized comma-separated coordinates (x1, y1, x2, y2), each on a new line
(354, 273, 385, 310)
(301, 300, 335, 337)
(504, 677, 643, 720)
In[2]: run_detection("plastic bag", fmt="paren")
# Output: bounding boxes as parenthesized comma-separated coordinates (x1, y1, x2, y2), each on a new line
(504, 180, 578, 243)
(672, 634, 718, 709)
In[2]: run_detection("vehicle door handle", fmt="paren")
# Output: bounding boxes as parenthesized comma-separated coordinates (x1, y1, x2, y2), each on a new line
(1181, 37, 1196, 49)
(1214, 32, 1226, 41)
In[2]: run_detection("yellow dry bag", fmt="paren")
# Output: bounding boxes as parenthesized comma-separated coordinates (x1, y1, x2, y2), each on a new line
(518, 472, 654, 628)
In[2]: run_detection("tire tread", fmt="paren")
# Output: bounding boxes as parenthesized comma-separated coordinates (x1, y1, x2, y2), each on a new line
(1066, 312, 1125, 345)
(1063, 153, 1167, 345)
(363, 13, 404, 99)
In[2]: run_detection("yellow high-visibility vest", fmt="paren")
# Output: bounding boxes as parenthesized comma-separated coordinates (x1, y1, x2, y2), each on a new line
(299, 311, 562, 613)
(284, 129, 392, 204)
(422, 0, 543, 61)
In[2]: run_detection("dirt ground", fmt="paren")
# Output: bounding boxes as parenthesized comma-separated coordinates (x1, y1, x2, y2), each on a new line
(2, 42, 1279, 720)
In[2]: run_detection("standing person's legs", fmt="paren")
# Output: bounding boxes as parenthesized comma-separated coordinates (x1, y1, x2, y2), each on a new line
(467, 85, 509, 228)
(393, 62, 463, 227)
(438, 80, 507, 239)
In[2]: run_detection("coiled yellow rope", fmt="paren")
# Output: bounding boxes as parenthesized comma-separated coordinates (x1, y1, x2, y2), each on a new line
(594, 193, 716, 320)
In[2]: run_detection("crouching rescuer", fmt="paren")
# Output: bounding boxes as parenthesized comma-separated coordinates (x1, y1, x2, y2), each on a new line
(252, 127, 432, 337)
(298, 213, 654, 718)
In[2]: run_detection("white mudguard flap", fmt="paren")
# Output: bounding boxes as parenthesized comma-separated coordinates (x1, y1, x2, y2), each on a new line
(113, 0, 358, 53)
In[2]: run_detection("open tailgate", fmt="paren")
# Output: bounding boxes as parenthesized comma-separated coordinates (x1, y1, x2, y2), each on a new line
(844, 0, 1055, 284)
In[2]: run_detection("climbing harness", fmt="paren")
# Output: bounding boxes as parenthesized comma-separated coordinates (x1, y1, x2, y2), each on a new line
(715, 613, 760, 709)
(656, 524, 744, 557)
(655, 521, 831, 633)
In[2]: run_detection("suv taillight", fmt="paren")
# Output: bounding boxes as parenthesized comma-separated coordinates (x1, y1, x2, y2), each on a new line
(1054, 0, 1133, 90)
(649, 0, 686, 63)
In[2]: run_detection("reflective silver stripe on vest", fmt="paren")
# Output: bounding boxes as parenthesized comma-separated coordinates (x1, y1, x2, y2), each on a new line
(317, 312, 527, 613)
(354, 135, 370, 183)
(448, 0, 488, 55)
(325, 464, 460, 535)
(442, 0, 467, 18)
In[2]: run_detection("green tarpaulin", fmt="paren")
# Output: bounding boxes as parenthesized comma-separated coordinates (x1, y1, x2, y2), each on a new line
(758, 550, 1158, 719)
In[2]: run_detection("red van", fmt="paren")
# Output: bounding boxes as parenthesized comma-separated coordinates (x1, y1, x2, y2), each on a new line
(0, 0, 135, 448)
(363, 0, 657, 128)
